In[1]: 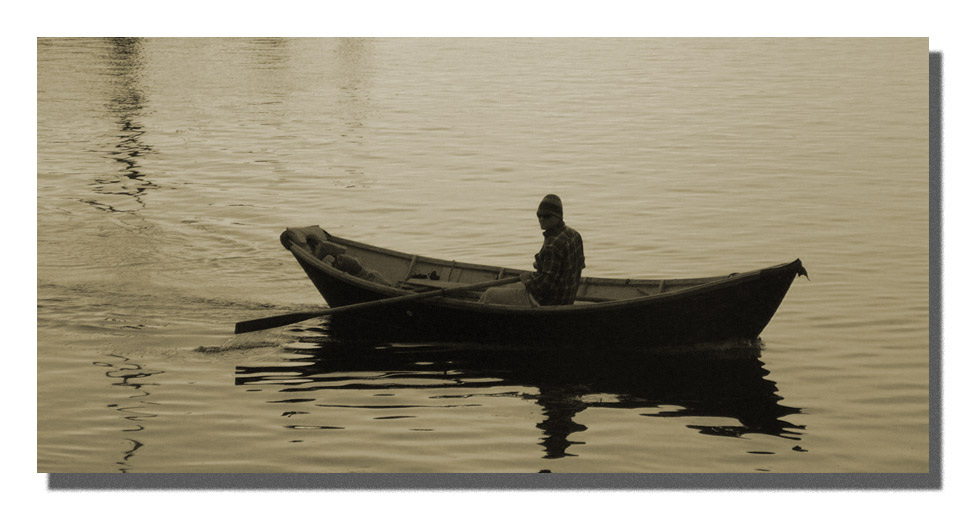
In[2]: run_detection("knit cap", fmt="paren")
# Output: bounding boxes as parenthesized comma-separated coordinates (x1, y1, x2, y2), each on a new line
(537, 194, 563, 218)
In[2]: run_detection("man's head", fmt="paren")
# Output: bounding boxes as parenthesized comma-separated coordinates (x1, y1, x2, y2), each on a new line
(537, 194, 564, 230)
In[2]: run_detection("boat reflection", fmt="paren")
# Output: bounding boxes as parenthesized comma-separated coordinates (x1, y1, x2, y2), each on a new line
(235, 322, 803, 459)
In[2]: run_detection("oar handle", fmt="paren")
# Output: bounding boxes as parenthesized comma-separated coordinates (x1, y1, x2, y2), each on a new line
(234, 275, 521, 334)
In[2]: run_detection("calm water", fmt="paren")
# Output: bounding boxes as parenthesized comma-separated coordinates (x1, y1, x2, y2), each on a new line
(37, 38, 929, 474)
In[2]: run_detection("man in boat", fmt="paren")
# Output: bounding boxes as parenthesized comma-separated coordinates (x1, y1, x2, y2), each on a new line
(480, 194, 585, 306)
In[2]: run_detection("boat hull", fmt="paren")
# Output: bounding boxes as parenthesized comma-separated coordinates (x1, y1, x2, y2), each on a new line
(282, 226, 807, 349)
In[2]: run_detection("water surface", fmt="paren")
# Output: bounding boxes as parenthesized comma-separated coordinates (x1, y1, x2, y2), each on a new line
(37, 38, 929, 473)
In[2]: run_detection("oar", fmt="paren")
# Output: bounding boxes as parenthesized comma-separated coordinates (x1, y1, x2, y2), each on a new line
(234, 275, 521, 334)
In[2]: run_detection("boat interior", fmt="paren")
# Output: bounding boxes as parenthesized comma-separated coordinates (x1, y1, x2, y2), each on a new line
(286, 226, 733, 304)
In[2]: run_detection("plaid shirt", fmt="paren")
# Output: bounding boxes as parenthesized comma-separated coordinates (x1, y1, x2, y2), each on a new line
(525, 222, 585, 305)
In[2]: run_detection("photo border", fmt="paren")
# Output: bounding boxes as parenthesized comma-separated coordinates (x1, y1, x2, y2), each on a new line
(44, 49, 943, 491)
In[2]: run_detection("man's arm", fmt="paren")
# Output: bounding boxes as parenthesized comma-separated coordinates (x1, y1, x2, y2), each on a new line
(524, 246, 562, 300)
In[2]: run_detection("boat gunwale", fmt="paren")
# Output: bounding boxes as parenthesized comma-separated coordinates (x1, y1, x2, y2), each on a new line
(287, 230, 802, 314)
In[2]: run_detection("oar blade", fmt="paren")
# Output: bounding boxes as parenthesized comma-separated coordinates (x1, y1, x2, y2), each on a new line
(234, 311, 326, 334)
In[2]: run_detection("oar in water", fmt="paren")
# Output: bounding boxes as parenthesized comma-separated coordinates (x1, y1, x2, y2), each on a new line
(234, 276, 521, 334)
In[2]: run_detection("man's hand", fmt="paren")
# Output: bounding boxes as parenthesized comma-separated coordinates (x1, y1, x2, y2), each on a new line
(518, 271, 531, 285)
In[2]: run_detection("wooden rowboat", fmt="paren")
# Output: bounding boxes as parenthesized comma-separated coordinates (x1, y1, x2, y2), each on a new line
(276, 226, 808, 349)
